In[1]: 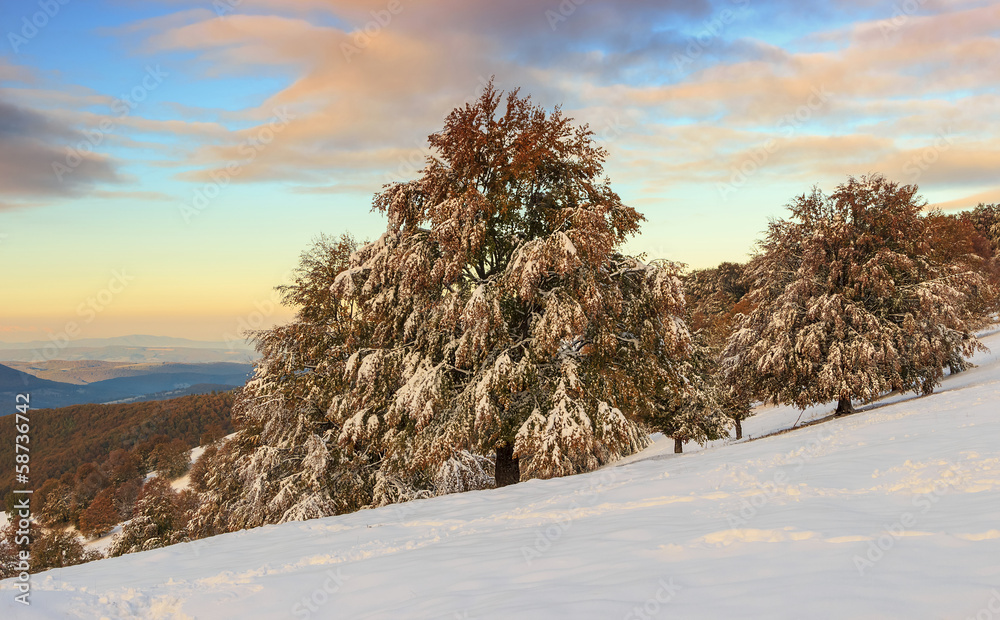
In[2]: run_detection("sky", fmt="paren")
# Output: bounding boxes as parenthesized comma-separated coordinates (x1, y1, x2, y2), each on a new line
(0, 0, 998, 343)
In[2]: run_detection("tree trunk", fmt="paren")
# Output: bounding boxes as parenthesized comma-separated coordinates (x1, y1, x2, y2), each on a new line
(674, 437, 683, 453)
(836, 397, 855, 416)
(735, 418, 743, 440)
(495, 444, 520, 487)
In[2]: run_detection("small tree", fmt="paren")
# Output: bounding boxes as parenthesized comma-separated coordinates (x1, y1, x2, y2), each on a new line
(110, 477, 194, 557)
(79, 487, 119, 539)
(102, 448, 143, 487)
(724, 175, 985, 415)
(73, 462, 108, 517)
(30, 528, 101, 572)
(640, 339, 732, 453)
(957, 203, 1000, 322)
(150, 438, 191, 479)
(682, 262, 753, 439)
(39, 482, 74, 526)
(114, 477, 144, 520)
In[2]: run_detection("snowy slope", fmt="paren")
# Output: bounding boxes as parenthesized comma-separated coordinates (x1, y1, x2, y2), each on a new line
(4, 334, 1000, 619)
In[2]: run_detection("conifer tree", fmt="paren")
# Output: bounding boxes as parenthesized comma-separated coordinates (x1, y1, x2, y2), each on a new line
(724, 175, 985, 415)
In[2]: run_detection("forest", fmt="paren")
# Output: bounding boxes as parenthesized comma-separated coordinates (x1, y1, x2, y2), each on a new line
(0, 391, 233, 508)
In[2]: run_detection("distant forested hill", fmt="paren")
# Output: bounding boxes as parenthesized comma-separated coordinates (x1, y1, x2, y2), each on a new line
(0, 390, 236, 500)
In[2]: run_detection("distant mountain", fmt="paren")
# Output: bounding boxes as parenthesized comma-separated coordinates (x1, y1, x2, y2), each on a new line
(4, 361, 254, 385)
(0, 335, 255, 351)
(0, 345, 258, 364)
(0, 334, 258, 364)
(0, 362, 253, 411)
(103, 383, 239, 405)
(0, 364, 84, 409)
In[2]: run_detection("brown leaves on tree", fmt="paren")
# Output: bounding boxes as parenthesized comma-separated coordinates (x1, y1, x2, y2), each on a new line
(333, 81, 689, 485)
(724, 174, 987, 412)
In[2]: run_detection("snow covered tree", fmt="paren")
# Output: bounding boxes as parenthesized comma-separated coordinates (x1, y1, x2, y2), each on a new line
(955, 203, 1000, 323)
(963, 203, 1000, 251)
(641, 339, 732, 453)
(110, 477, 195, 557)
(330, 81, 691, 486)
(31, 530, 100, 569)
(189, 234, 377, 537)
(924, 209, 997, 332)
(724, 174, 986, 415)
(681, 262, 753, 439)
(433, 450, 495, 495)
(39, 481, 73, 526)
(1, 523, 101, 575)
(188, 442, 218, 493)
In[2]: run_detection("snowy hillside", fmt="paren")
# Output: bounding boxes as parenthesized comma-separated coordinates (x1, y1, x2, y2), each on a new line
(4, 333, 1000, 619)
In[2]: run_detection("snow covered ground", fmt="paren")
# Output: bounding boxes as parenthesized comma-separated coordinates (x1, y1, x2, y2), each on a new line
(4, 333, 1000, 619)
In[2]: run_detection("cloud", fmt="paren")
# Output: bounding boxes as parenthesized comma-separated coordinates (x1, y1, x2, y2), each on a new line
(118, 1, 722, 188)
(6, 0, 983, 211)
(0, 57, 37, 84)
(92, 190, 174, 201)
(929, 187, 1000, 211)
(0, 98, 122, 206)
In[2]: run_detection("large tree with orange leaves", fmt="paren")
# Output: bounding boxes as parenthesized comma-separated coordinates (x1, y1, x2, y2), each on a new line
(329, 82, 691, 487)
